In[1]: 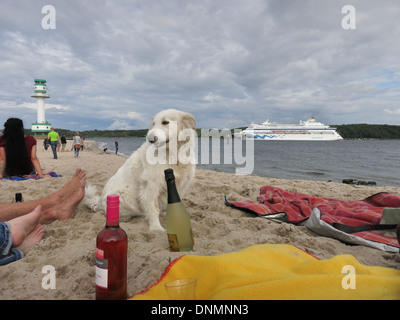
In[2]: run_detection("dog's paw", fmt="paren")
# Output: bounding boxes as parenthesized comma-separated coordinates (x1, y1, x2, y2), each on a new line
(149, 222, 165, 232)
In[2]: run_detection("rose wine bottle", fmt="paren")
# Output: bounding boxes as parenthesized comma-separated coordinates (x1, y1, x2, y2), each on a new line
(95, 195, 128, 300)
(164, 169, 194, 252)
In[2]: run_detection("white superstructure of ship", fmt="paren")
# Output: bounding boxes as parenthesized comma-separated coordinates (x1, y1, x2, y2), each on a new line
(237, 117, 343, 141)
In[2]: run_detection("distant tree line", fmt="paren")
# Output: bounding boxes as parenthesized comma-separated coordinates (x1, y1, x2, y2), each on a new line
(21, 124, 400, 140)
(23, 128, 149, 139)
(334, 124, 400, 139)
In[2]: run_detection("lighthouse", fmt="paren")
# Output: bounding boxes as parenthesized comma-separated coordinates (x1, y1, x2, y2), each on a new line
(31, 79, 51, 134)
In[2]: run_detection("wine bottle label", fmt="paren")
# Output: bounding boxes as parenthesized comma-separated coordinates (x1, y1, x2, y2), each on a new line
(167, 230, 194, 252)
(167, 233, 179, 252)
(95, 248, 108, 288)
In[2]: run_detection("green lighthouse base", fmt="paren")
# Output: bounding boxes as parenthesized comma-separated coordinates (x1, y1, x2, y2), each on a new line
(31, 122, 51, 134)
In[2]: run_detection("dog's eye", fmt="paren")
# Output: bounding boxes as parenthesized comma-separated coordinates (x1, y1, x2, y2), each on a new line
(161, 121, 169, 125)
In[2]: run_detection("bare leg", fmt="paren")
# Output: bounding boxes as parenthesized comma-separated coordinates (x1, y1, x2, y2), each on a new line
(0, 169, 86, 223)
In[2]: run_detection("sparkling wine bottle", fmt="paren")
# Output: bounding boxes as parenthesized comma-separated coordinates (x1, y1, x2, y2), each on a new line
(164, 169, 194, 252)
(95, 195, 128, 300)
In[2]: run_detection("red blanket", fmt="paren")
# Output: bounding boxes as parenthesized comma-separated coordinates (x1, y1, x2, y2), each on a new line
(225, 186, 400, 249)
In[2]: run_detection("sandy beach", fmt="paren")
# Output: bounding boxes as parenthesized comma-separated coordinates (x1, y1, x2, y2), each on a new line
(0, 138, 399, 300)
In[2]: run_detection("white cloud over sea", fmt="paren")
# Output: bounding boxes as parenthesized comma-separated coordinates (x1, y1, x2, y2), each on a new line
(1, 0, 400, 130)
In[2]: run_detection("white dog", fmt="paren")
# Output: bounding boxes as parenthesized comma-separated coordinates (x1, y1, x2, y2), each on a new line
(83, 109, 196, 231)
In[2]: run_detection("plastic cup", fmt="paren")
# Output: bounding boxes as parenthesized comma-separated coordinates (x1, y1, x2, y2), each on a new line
(164, 278, 197, 300)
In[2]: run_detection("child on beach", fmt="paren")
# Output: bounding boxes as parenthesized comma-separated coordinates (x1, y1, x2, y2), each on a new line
(61, 134, 67, 152)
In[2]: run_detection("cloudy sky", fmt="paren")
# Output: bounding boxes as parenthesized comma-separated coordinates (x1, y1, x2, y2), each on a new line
(1, 0, 400, 131)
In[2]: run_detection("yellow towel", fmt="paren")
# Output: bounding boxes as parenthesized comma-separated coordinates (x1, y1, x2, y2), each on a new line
(130, 244, 400, 300)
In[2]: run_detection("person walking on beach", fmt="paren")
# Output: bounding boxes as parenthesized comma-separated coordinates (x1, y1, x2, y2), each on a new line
(47, 127, 60, 159)
(115, 138, 119, 154)
(0, 168, 86, 266)
(43, 137, 49, 152)
(72, 132, 82, 158)
(60, 134, 67, 152)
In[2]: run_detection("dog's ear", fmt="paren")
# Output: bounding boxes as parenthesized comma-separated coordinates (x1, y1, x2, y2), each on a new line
(150, 116, 155, 128)
(182, 113, 196, 130)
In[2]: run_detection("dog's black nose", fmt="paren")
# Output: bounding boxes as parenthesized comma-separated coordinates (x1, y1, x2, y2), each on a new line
(148, 135, 158, 143)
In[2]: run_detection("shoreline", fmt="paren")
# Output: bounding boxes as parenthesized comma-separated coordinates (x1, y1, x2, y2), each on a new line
(0, 139, 399, 300)
(93, 137, 400, 188)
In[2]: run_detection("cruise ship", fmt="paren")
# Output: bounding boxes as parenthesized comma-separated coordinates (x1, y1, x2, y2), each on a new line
(237, 117, 343, 141)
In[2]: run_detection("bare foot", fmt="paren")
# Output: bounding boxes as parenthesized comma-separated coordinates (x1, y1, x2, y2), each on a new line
(8, 206, 42, 247)
(35, 169, 85, 212)
(58, 171, 86, 220)
(17, 224, 44, 252)
(54, 168, 86, 202)
(40, 172, 86, 223)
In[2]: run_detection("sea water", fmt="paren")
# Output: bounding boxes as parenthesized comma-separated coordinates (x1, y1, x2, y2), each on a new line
(90, 137, 400, 188)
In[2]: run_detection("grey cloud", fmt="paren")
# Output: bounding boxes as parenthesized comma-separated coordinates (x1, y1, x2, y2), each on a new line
(0, 0, 400, 130)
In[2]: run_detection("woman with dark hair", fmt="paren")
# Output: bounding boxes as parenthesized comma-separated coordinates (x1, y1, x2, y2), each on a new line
(0, 118, 44, 178)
